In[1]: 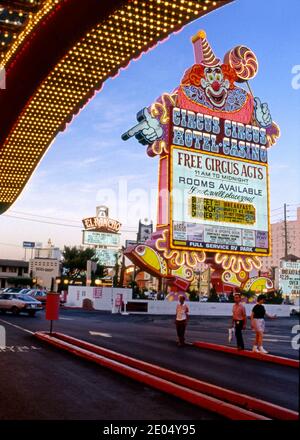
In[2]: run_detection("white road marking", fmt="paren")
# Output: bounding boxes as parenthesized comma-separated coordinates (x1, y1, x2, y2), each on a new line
(0, 318, 34, 335)
(264, 334, 290, 339)
(60, 317, 74, 321)
(89, 331, 112, 338)
(263, 338, 287, 342)
(0, 345, 41, 353)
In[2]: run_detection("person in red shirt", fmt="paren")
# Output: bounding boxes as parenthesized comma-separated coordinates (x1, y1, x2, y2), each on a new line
(232, 292, 247, 350)
(175, 295, 190, 346)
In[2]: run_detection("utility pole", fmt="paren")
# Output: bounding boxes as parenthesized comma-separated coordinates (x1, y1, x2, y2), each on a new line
(284, 203, 288, 258)
(119, 247, 126, 287)
(271, 266, 278, 289)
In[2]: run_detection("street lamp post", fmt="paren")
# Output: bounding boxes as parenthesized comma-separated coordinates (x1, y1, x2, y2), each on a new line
(55, 277, 61, 292)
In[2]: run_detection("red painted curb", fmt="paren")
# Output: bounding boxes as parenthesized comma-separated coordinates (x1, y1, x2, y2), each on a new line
(50, 332, 298, 420)
(193, 341, 299, 369)
(35, 331, 269, 420)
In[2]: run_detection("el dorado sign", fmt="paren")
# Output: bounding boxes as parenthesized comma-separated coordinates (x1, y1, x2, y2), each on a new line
(122, 31, 280, 285)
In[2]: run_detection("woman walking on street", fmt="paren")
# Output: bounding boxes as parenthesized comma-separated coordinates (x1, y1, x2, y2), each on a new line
(175, 295, 189, 346)
(251, 294, 277, 354)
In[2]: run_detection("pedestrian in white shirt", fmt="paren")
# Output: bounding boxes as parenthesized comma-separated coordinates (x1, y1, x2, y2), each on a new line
(175, 295, 189, 346)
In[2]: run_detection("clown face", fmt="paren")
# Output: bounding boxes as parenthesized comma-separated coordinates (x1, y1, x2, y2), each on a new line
(200, 66, 230, 108)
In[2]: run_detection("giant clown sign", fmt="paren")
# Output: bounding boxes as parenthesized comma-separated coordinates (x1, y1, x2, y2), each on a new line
(122, 31, 279, 294)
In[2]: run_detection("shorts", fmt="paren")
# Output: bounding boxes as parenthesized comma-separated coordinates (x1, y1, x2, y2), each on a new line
(252, 318, 265, 333)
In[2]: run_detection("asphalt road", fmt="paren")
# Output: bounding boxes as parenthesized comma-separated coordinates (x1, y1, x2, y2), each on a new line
(0, 309, 298, 420)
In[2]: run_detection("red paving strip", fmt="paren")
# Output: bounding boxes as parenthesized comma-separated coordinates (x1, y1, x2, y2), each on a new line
(35, 331, 296, 420)
(193, 341, 299, 369)
(51, 332, 298, 420)
(35, 331, 268, 420)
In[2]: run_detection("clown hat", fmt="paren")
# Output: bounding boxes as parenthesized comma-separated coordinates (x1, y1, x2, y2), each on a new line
(191, 30, 220, 67)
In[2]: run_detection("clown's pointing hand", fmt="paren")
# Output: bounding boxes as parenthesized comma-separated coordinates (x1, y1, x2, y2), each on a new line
(121, 108, 163, 145)
(254, 97, 273, 128)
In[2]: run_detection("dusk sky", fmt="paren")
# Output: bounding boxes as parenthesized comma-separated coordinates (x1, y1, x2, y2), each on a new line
(1, 0, 299, 260)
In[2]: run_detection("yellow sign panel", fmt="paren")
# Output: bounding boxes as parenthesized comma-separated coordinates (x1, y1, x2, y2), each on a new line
(189, 197, 256, 225)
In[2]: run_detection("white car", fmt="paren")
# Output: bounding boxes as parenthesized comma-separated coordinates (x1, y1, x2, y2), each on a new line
(0, 293, 43, 317)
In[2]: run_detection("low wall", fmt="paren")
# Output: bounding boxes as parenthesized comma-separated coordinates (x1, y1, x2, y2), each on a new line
(66, 287, 291, 317)
(126, 300, 291, 317)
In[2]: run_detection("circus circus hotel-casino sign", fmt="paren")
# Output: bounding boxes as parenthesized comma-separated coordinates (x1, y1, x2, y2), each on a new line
(121, 30, 280, 292)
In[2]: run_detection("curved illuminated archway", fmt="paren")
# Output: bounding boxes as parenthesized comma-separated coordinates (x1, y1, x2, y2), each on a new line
(0, 0, 232, 214)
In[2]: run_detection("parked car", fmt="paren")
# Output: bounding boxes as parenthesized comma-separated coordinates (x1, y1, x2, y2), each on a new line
(19, 288, 32, 295)
(144, 291, 157, 300)
(290, 300, 300, 316)
(0, 293, 43, 316)
(27, 289, 48, 304)
(2, 287, 24, 294)
(199, 295, 208, 302)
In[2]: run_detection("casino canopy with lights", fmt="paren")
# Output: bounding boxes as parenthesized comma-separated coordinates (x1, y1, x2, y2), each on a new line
(0, 0, 232, 214)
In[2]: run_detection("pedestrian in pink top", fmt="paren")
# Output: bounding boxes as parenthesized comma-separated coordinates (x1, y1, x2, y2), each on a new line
(232, 292, 247, 350)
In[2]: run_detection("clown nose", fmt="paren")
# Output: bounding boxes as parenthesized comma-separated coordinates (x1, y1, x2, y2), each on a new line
(212, 81, 221, 91)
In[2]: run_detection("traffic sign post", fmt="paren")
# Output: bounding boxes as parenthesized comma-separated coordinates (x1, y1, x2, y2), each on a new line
(23, 241, 36, 261)
(23, 241, 35, 248)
